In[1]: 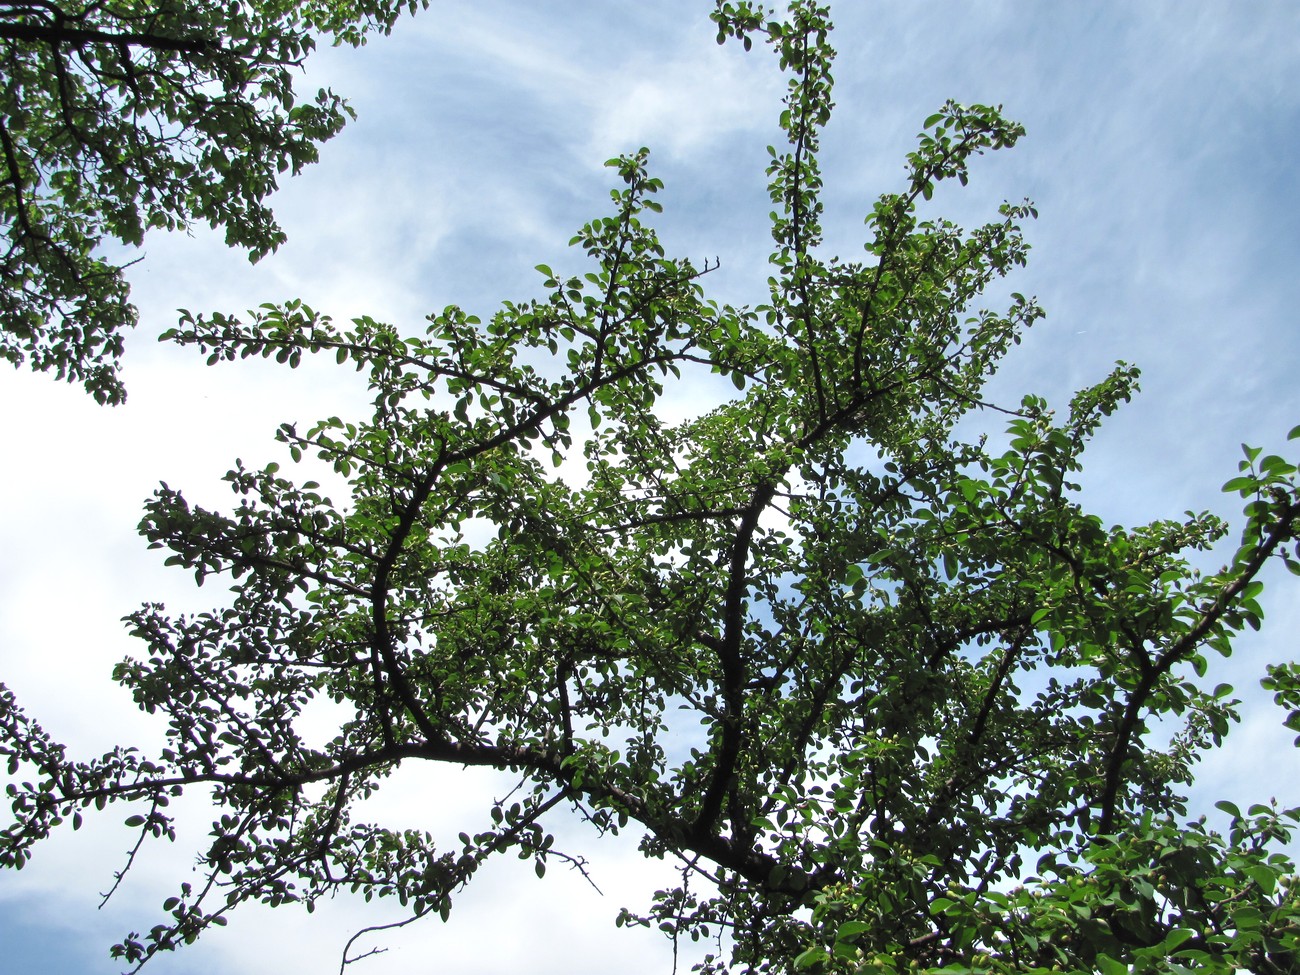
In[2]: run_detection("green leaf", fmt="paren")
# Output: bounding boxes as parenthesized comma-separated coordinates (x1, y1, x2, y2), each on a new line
(1215, 800, 1242, 818)
(794, 947, 829, 970)
(1244, 864, 1277, 894)
(834, 920, 873, 940)
(1161, 927, 1194, 952)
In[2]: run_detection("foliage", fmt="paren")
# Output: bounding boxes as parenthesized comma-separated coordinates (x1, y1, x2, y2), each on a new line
(0, 0, 427, 403)
(799, 807, 1300, 975)
(3, 1, 1300, 971)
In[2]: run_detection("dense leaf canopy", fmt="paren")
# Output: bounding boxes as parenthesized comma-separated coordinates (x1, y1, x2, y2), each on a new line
(3, 2, 1300, 973)
(0, 0, 426, 403)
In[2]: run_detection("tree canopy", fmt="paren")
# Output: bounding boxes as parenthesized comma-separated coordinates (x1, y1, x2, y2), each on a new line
(0, 0, 426, 404)
(3, 2, 1300, 973)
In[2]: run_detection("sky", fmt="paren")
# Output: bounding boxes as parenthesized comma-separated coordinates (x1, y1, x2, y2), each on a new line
(2, 1, 1300, 972)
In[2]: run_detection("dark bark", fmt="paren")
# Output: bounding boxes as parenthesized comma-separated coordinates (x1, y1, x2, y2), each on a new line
(0, 21, 213, 54)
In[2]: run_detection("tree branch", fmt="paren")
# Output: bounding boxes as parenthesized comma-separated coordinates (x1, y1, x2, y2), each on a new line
(0, 20, 214, 54)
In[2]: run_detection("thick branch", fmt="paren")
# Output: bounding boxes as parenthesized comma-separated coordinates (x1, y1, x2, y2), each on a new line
(692, 480, 778, 835)
(0, 20, 214, 53)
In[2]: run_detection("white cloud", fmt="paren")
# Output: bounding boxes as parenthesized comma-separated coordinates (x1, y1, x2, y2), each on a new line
(583, 44, 783, 163)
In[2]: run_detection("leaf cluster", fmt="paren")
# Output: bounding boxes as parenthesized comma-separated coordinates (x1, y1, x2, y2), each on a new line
(0, 0, 427, 402)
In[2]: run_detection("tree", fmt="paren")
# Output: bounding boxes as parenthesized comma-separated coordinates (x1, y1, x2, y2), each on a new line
(3, 1, 1300, 972)
(0, 0, 427, 404)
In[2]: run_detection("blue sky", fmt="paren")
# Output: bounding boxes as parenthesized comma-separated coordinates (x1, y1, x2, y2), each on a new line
(2, 2, 1300, 972)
